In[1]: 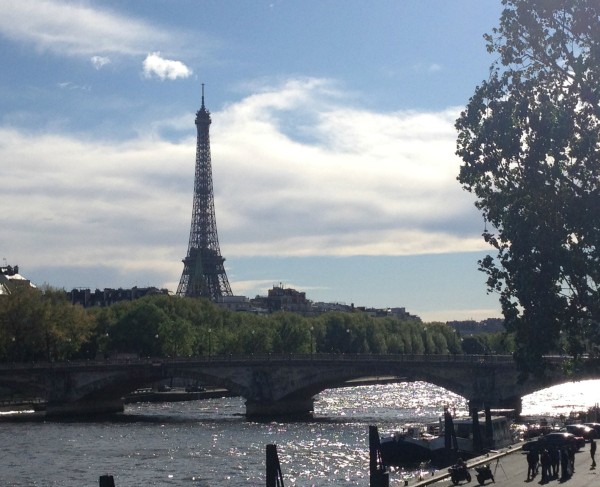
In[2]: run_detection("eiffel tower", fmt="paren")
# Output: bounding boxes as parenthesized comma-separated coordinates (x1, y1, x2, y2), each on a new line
(177, 85, 233, 300)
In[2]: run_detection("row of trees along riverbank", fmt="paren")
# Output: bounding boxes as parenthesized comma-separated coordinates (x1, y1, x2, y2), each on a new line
(0, 286, 516, 363)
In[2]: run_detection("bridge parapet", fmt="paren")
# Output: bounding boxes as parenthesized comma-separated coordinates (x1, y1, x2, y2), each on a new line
(0, 353, 520, 370)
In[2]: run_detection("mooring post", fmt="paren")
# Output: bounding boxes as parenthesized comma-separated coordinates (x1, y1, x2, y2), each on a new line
(369, 425, 389, 487)
(266, 444, 285, 487)
(99, 475, 115, 487)
(471, 405, 482, 453)
(484, 403, 494, 449)
(444, 407, 458, 451)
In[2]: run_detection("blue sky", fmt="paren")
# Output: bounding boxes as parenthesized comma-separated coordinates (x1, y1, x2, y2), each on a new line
(1, 0, 506, 322)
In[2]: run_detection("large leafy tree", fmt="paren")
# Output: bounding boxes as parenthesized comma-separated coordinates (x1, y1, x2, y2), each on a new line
(0, 286, 93, 362)
(456, 0, 600, 378)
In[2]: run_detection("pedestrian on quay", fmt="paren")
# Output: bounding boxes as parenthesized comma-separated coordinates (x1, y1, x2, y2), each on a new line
(591, 438, 597, 469)
(549, 446, 559, 478)
(569, 446, 575, 473)
(540, 449, 551, 483)
(560, 447, 570, 480)
(526, 448, 538, 480)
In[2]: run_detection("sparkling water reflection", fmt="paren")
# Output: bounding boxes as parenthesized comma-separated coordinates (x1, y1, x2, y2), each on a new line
(522, 378, 600, 417)
(1, 380, 600, 486)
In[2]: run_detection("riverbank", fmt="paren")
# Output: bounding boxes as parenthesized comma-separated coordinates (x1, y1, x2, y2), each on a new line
(403, 438, 599, 487)
(404, 442, 523, 487)
(0, 387, 237, 421)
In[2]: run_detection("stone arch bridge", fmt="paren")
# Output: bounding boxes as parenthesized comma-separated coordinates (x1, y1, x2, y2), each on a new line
(0, 354, 594, 417)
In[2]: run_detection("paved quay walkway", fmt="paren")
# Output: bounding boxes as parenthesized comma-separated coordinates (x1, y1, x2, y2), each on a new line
(403, 441, 599, 487)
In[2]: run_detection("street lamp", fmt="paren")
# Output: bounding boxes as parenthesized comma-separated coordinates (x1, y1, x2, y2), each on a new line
(346, 328, 351, 353)
(310, 326, 314, 356)
(208, 328, 212, 358)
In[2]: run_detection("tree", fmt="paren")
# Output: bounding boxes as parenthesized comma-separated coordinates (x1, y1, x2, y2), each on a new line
(321, 313, 355, 353)
(107, 301, 170, 356)
(0, 286, 94, 362)
(39, 287, 94, 360)
(461, 336, 489, 355)
(456, 0, 600, 378)
(270, 313, 310, 354)
(0, 286, 47, 361)
(159, 317, 197, 357)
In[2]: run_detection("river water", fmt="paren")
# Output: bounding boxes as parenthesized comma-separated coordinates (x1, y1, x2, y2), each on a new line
(2, 380, 600, 486)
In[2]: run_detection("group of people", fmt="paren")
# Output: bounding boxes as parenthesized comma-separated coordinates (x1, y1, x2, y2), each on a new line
(526, 439, 597, 483)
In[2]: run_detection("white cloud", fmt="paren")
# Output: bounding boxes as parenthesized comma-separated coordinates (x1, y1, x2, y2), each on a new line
(1, 127, 192, 273)
(228, 279, 283, 297)
(143, 52, 193, 80)
(411, 62, 444, 74)
(1, 78, 486, 291)
(57, 81, 90, 91)
(91, 55, 111, 69)
(420, 308, 502, 323)
(212, 79, 483, 257)
(0, 0, 176, 57)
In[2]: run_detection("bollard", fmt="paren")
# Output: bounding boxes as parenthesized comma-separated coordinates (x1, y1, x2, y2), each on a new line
(369, 426, 390, 487)
(266, 444, 285, 487)
(99, 475, 115, 487)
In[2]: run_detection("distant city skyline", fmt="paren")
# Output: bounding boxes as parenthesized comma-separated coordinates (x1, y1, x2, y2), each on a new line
(1, 1, 506, 322)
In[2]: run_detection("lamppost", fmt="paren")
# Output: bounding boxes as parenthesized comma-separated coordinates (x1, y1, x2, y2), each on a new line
(346, 328, 351, 353)
(310, 326, 314, 357)
(208, 328, 212, 358)
(99, 333, 109, 360)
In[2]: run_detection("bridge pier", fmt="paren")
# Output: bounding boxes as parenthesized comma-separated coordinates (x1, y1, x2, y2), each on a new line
(496, 396, 523, 418)
(245, 397, 314, 418)
(45, 398, 125, 417)
(469, 396, 523, 419)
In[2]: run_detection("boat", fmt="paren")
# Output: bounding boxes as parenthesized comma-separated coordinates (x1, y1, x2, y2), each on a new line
(380, 412, 514, 467)
(123, 387, 235, 404)
(451, 414, 514, 450)
(379, 424, 442, 464)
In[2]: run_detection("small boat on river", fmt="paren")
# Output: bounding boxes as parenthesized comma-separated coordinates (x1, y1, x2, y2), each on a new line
(380, 412, 513, 467)
(379, 424, 445, 464)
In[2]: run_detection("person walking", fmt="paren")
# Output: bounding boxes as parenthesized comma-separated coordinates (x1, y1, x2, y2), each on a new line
(540, 449, 551, 483)
(560, 447, 570, 480)
(526, 449, 538, 480)
(591, 438, 597, 469)
(568, 446, 575, 473)
(549, 446, 559, 478)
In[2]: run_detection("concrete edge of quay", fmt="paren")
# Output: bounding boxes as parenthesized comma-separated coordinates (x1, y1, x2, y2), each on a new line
(409, 442, 525, 487)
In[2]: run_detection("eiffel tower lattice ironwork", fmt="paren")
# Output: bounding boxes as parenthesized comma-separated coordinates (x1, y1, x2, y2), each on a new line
(177, 85, 233, 300)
